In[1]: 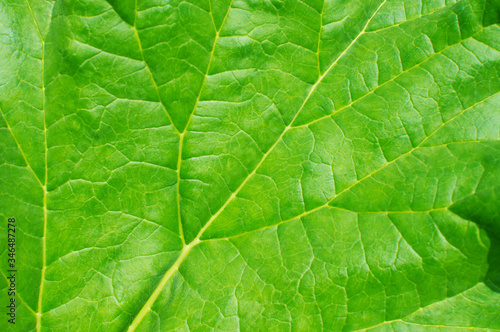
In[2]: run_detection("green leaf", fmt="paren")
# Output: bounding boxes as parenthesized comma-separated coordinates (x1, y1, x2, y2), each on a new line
(1, 0, 500, 331)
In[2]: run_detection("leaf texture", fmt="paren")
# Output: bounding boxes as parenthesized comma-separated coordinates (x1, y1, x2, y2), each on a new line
(1, 0, 500, 331)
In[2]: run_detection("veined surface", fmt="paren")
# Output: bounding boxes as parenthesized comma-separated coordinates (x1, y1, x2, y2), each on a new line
(1, 0, 500, 331)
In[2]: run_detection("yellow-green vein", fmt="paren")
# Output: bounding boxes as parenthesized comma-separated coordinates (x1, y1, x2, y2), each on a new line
(132, 0, 181, 135)
(22, 0, 48, 331)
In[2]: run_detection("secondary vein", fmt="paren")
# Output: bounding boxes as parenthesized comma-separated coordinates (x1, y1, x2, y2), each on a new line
(132, 0, 181, 135)
(292, 27, 486, 129)
(0, 109, 44, 187)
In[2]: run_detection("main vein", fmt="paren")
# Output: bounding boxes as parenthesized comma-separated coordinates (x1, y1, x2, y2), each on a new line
(22, 0, 48, 330)
(127, 1, 387, 330)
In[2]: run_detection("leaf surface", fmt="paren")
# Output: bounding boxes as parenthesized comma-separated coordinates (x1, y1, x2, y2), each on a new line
(1, 0, 500, 331)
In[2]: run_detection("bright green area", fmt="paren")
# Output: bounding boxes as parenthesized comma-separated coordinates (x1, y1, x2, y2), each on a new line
(0, 0, 499, 331)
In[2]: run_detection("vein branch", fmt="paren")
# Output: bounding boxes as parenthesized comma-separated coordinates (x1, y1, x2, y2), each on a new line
(350, 283, 481, 331)
(132, 1, 181, 135)
(0, 270, 36, 315)
(0, 109, 44, 187)
(292, 27, 486, 129)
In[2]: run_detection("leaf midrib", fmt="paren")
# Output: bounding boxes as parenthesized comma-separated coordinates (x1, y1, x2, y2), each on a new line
(20, 0, 48, 331)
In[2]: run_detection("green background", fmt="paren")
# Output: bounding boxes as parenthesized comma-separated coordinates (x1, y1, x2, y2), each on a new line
(1, 0, 500, 330)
